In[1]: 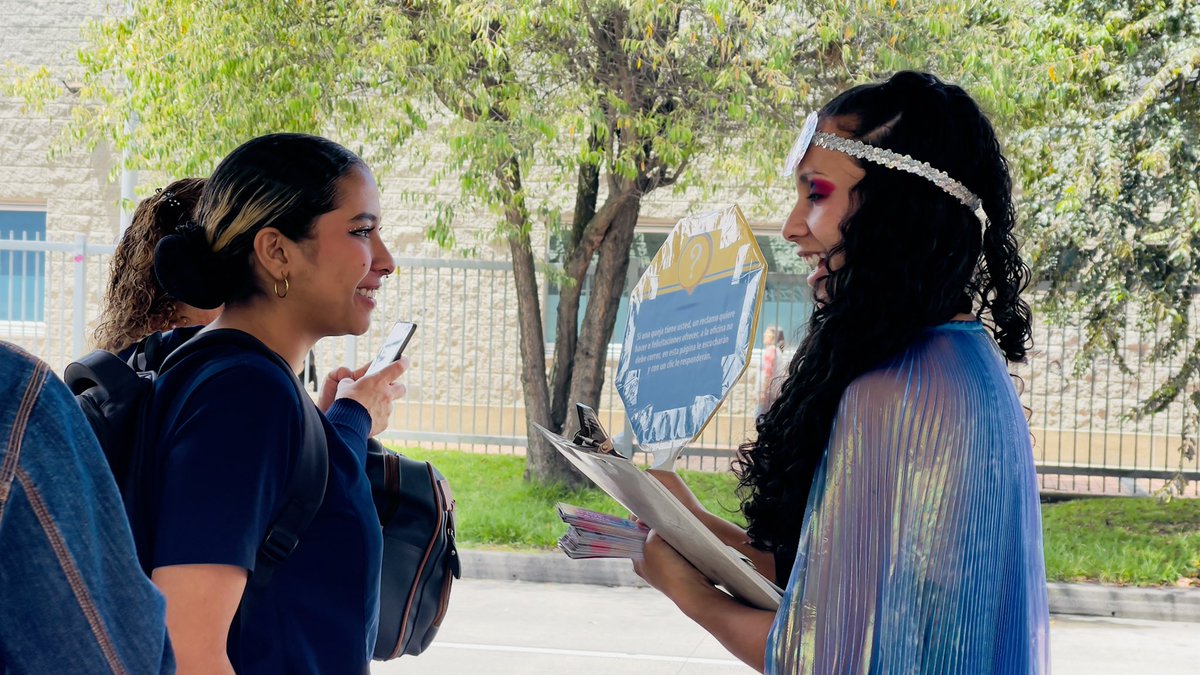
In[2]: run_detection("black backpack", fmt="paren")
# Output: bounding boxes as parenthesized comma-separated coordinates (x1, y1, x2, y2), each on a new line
(65, 329, 328, 585)
(65, 329, 459, 659)
(367, 438, 460, 659)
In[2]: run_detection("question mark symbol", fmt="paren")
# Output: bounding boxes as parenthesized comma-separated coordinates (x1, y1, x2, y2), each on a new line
(689, 241, 704, 271)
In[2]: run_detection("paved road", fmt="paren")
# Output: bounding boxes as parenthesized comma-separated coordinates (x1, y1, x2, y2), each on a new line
(374, 579, 1200, 674)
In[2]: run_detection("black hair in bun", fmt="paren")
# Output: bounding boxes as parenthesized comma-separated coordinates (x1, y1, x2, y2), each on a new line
(153, 222, 232, 310)
(187, 133, 365, 306)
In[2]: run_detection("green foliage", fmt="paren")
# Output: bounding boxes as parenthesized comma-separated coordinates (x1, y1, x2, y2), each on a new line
(1008, 1, 1200, 489)
(1018, 1, 1199, 392)
(10, 1, 1191, 328)
(7, 0, 1072, 232)
(8, 0, 429, 178)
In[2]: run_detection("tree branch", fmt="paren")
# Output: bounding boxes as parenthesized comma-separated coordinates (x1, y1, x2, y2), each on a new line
(562, 187, 636, 279)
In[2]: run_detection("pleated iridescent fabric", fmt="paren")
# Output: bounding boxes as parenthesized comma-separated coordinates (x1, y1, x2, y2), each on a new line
(765, 321, 1050, 674)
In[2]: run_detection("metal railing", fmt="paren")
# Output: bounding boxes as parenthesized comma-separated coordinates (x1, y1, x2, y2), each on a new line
(0, 235, 117, 364)
(3, 237, 1197, 496)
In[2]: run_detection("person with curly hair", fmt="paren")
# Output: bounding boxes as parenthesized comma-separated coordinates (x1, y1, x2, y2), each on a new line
(635, 71, 1050, 674)
(94, 178, 220, 354)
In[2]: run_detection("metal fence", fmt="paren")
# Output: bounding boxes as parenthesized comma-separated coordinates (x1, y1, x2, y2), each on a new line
(1014, 299, 1200, 497)
(3, 237, 1198, 497)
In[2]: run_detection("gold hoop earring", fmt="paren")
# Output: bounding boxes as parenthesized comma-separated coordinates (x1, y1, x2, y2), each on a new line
(273, 274, 289, 299)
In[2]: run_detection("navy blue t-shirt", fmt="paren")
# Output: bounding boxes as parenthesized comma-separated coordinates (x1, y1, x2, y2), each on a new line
(146, 340, 382, 674)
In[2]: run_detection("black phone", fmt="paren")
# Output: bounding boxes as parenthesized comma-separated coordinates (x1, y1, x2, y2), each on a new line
(366, 321, 417, 376)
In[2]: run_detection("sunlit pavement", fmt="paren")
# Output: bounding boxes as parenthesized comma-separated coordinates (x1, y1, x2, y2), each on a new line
(373, 579, 1200, 674)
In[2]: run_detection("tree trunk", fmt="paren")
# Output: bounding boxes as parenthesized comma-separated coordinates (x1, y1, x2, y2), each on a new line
(548, 150, 601, 432)
(565, 193, 643, 431)
(548, 274, 582, 428)
(509, 232, 581, 485)
(492, 158, 585, 487)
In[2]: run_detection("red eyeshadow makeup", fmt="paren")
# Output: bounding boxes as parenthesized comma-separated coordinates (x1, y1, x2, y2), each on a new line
(809, 178, 835, 198)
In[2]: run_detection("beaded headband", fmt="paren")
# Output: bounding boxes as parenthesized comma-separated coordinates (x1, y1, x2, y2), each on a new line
(781, 112, 990, 229)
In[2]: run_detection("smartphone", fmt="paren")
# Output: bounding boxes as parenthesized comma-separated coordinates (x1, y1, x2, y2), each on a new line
(365, 321, 417, 377)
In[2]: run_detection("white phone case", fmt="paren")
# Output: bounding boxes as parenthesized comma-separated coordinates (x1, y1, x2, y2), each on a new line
(366, 321, 417, 376)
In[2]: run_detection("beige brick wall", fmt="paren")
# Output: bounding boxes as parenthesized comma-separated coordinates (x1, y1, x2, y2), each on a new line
(1, 0, 122, 361)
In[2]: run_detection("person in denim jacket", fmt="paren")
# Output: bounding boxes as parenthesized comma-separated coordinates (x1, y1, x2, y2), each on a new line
(0, 342, 174, 674)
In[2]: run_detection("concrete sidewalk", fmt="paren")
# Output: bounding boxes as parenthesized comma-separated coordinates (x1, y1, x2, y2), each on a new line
(460, 550, 1200, 624)
(378, 579, 1200, 675)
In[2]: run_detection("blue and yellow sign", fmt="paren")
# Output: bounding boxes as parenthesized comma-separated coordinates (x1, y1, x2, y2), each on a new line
(615, 205, 767, 468)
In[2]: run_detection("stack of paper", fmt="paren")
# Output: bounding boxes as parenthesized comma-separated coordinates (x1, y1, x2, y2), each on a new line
(536, 403, 782, 611)
(556, 503, 649, 560)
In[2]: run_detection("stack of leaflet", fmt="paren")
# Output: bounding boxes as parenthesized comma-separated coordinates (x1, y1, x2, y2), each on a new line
(537, 402, 783, 610)
(556, 503, 649, 560)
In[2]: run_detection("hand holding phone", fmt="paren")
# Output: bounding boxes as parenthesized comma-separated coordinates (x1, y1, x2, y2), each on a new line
(334, 321, 416, 436)
(366, 321, 417, 377)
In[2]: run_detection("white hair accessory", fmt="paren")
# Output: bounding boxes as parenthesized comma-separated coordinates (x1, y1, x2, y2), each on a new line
(781, 112, 990, 229)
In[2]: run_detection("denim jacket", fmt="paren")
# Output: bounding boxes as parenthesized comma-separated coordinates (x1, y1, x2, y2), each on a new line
(0, 342, 174, 674)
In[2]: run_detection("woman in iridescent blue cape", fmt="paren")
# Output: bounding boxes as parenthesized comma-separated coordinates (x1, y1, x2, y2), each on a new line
(635, 71, 1050, 674)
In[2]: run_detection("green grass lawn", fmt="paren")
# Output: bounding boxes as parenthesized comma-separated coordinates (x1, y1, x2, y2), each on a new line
(398, 447, 745, 550)
(1041, 496, 1200, 587)
(396, 447, 1200, 587)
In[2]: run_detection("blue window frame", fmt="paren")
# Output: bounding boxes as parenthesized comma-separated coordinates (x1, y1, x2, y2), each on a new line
(0, 209, 47, 322)
(545, 230, 812, 348)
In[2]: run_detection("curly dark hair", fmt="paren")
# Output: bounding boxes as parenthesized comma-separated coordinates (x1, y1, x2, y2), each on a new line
(94, 178, 205, 352)
(734, 71, 1033, 583)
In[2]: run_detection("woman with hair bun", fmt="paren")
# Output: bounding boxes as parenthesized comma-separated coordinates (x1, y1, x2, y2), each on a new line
(635, 71, 1050, 674)
(94, 177, 219, 354)
(141, 133, 404, 674)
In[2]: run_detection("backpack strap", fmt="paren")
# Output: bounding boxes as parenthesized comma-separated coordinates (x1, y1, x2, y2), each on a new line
(128, 331, 165, 372)
(132, 325, 204, 372)
(161, 329, 329, 588)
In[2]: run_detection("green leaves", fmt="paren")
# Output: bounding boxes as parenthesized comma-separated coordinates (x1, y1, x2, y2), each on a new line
(11, 0, 1082, 230)
(9, 0, 1200, 423)
(11, 0, 428, 177)
(1016, 0, 1200, 416)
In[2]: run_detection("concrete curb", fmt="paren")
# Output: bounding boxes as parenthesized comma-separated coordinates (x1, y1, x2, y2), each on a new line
(460, 550, 1200, 623)
(1046, 582, 1200, 623)
(462, 550, 648, 589)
